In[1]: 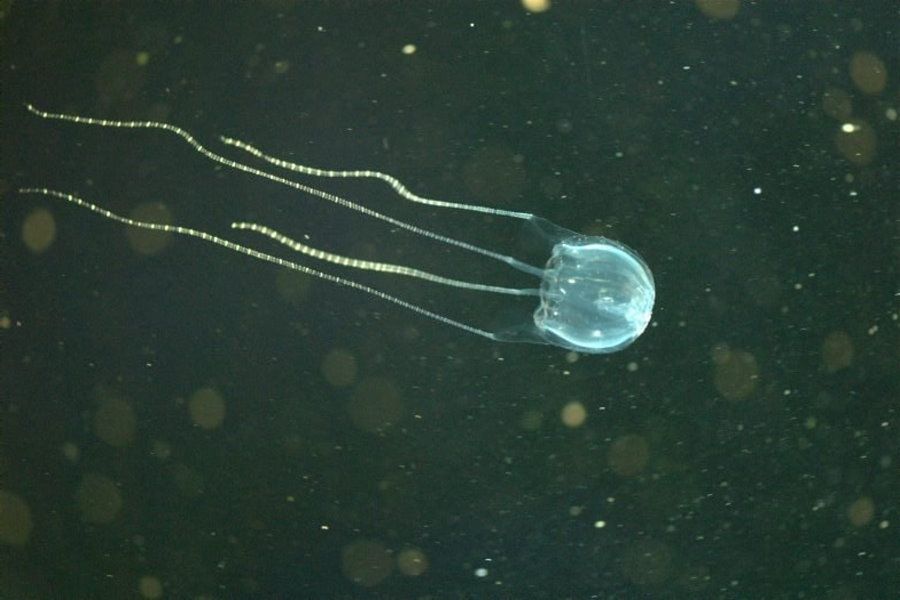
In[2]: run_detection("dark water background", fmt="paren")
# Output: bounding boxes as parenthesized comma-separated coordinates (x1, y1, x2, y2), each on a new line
(1, 1, 897, 598)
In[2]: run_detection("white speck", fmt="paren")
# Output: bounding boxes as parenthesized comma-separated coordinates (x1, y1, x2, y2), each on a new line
(475, 568, 488, 578)
(753, 187, 762, 195)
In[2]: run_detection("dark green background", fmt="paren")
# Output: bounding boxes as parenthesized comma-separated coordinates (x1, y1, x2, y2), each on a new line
(1, 1, 897, 598)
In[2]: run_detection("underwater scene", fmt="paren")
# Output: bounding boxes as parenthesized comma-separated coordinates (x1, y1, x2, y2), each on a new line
(1, 1, 897, 598)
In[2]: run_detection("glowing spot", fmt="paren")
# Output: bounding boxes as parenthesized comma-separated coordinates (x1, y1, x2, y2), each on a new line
(521, 0, 552, 13)
(61, 442, 80, 463)
(188, 386, 226, 430)
(847, 497, 875, 527)
(519, 409, 543, 431)
(695, 0, 740, 20)
(321, 348, 358, 387)
(21, 207, 56, 254)
(711, 344, 758, 401)
(560, 401, 587, 427)
(0, 491, 33, 545)
(401, 44, 417, 55)
(396, 547, 429, 576)
(138, 575, 163, 599)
